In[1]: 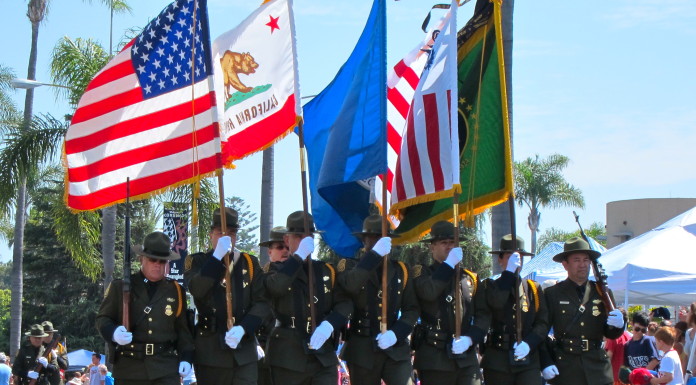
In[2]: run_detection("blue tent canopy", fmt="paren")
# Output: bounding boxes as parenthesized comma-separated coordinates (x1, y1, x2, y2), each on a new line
(520, 237, 606, 283)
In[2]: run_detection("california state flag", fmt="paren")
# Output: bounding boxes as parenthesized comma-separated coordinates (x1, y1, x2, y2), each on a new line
(212, 0, 301, 165)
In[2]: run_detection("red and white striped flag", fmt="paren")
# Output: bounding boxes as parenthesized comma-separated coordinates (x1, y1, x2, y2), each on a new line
(64, 0, 221, 211)
(389, 0, 459, 215)
(374, 4, 457, 222)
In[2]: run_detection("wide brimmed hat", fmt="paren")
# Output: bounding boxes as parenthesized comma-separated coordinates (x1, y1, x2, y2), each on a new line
(41, 320, 58, 333)
(281, 211, 319, 234)
(213, 207, 240, 229)
(259, 226, 288, 247)
(420, 221, 455, 243)
(489, 234, 534, 256)
(552, 237, 601, 262)
(352, 215, 400, 238)
(25, 324, 49, 338)
(133, 232, 180, 261)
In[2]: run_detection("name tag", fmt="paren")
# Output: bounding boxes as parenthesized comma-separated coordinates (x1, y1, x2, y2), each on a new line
(559, 301, 570, 305)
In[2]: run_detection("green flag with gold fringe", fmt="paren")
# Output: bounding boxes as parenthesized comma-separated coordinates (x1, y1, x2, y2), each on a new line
(394, 0, 513, 242)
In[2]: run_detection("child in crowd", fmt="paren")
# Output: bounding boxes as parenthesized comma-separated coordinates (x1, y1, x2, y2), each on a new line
(651, 326, 684, 385)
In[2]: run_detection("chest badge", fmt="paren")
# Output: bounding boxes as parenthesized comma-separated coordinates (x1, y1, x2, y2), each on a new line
(167, 297, 175, 303)
(165, 304, 174, 316)
(592, 306, 600, 317)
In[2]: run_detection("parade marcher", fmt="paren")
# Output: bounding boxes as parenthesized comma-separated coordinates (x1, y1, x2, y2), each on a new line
(256, 226, 290, 385)
(337, 214, 419, 385)
(41, 321, 68, 385)
(184, 207, 271, 385)
(411, 221, 490, 385)
(12, 324, 59, 385)
(481, 234, 550, 384)
(544, 237, 625, 385)
(263, 211, 353, 385)
(96, 231, 194, 385)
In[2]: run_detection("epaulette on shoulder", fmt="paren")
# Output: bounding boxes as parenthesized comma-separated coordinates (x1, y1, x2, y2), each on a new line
(397, 261, 408, 289)
(241, 252, 254, 280)
(412, 264, 423, 278)
(325, 262, 336, 287)
(527, 279, 540, 312)
(171, 280, 183, 317)
(462, 269, 478, 295)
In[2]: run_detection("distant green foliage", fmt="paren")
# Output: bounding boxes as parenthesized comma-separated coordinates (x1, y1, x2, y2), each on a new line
(537, 222, 607, 251)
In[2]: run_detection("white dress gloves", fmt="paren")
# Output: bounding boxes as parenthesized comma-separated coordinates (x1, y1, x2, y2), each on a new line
(178, 361, 192, 377)
(213, 236, 232, 260)
(295, 236, 315, 260)
(542, 365, 559, 380)
(112, 325, 133, 346)
(225, 325, 245, 349)
(513, 341, 530, 360)
(372, 237, 392, 257)
(309, 321, 333, 350)
(38, 357, 48, 367)
(506, 252, 521, 273)
(451, 336, 472, 354)
(444, 247, 463, 268)
(376, 330, 397, 350)
(607, 309, 624, 328)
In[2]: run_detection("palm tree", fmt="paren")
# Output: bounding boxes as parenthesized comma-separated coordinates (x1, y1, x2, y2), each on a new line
(490, 0, 514, 275)
(259, 147, 275, 266)
(514, 153, 585, 254)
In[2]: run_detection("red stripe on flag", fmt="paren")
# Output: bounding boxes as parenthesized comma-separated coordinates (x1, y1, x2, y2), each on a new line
(67, 155, 220, 211)
(386, 121, 402, 152)
(423, 93, 444, 191)
(66, 92, 214, 154)
(386, 168, 394, 192)
(71, 88, 144, 125)
(401, 66, 420, 90)
(67, 124, 217, 182)
(405, 108, 425, 197)
(85, 60, 134, 92)
(387, 87, 411, 119)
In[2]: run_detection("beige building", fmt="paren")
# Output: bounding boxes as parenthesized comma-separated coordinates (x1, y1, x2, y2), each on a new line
(606, 198, 696, 248)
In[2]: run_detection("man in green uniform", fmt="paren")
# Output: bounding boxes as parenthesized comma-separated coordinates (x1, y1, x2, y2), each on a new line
(411, 221, 490, 385)
(544, 237, 625, 385)
(12, 324, 59, 385)
(41, 321, 68, 385)
(184, 207, 271, 385)
(337, 214, 419, 385)
(480, 234, 549, 384)
(263, 211, 353, 385)
(257, 226, 290, 385)
(96, 231, 194, 385)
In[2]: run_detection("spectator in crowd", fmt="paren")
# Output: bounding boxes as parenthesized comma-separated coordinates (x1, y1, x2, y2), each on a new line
(651, 326, 683, 385)
(605, 308, 632, 385)
(98, 365, 111, 385)
(674, 322, 688, 370)
(651, 307, 671, 323)
(649, 322, 660, 339)
(625, 312, 660, 371)
(684, 302, 696, 373)
(86, 354, 103, 385)
(0, 353, 11, 385)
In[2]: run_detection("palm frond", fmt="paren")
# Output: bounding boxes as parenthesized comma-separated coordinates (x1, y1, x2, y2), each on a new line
(50, 37, 110, 108)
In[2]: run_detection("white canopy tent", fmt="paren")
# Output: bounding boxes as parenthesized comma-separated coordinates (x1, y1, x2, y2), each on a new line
(599, 206, 696, 306)
(521, 237, 606, 283)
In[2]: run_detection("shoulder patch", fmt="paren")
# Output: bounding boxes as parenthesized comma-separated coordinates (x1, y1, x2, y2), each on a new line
(263, 262, 270, 273)
(184, 255, 193, 272)
(337, 259, 347, 273)
(412, 264, 423, 278)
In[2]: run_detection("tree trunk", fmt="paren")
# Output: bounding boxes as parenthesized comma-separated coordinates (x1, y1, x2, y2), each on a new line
(11, 15, 41, 358)
(527, 208, 540, 254)
(102, 205, 117, 293)
(491, 0, 514, 275)
(259, 146, 274, 266)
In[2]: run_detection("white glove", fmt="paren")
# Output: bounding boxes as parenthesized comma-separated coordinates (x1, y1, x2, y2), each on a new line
(38, 357, 48, 367)
(309, 320, 333, 350)
(376, 330, 397, 350)
(451, 336, 472, 354)
(256, 345, 265, 360)
(27, 371, 39, 380)
(178, 361, 192, 377)
(225, 325, 245, 349)
(295, 236, 314, 260)
(607, 309, 624, 328)
(513, 341, 530, 360)
(542, 365, 559, 380)
(372, 237, 392, 256)
(213, 235, 232, 260)
(51, 349, 58, 358)
(506, 252, 521, 273)
(444, 247, 463, 268)
(112, 325, 132, 346)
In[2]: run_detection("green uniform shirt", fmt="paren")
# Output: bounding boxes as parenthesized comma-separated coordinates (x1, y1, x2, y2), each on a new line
(12, 342, 58, 385)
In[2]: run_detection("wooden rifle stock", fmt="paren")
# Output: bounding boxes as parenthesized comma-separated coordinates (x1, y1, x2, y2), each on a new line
(573, 211, 615, 312)
(217, 174, 235, 329)
(28, 333, 61, 385)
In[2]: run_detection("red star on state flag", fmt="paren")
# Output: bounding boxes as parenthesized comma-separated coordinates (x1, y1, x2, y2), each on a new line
(266, 15, 280, 33)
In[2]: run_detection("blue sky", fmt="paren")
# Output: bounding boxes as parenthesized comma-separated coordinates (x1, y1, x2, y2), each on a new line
(1, 0, 695, 262)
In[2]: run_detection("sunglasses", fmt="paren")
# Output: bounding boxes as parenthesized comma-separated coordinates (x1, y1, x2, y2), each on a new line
(269, 244, 288, 250)
(633, 326, 645, 333)
(146, 257, 168, 265)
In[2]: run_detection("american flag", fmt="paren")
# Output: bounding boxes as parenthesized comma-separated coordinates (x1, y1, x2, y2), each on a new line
(374, 6, 455, 224)
(64, 0, 221, 211)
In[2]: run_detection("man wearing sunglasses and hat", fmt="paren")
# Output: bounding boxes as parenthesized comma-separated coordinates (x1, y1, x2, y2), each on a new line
(96, 231, 194, 385)
(480, 234, 550, 384)
(411, 221, 490, 385)
(336, 214, 419, 385)
(184, 207, 270, 385)
(544, 237, 625, 385)
(41, 321, 68, 385)
(12, 324, 60, 385)
(262, 211, 352, 385)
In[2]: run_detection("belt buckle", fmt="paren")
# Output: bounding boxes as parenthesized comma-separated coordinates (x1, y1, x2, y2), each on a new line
(145, 343, 154, 356)
(306, 322, 312, 334)
(581, 339, 589, 351)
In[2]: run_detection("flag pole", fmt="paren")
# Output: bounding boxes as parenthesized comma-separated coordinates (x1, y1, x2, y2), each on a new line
(509, 191, 528, 365)
(379, 0, 389, 335)
(218, 173, 235, 329)
(380, 176, 389, 334)
(453, 191, 462, 339)
(297, 119, 317, 334)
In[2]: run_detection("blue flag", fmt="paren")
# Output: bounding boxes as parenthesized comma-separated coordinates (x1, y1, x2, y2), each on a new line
(302, 0, 387, 257)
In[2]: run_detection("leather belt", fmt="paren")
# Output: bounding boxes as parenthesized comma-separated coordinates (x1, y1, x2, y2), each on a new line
(558, 338, 602, 352)
(117, 341, 176, 358)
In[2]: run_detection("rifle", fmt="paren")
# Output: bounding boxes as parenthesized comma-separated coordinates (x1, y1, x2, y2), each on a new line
(28, 333, 61, 385)
(217, 179, 235, 329)
(123, 179, 131, 330)
(297, 120, 316, 334)
(573, 211, 615, 312)
(509, 193, 529, 366)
